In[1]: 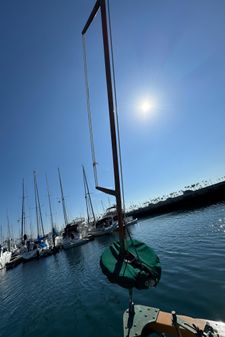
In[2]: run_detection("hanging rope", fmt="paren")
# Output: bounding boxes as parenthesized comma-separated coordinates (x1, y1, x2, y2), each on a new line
(106, 0, 141, 262)
(82, 34, 98, 187)
(106, 0, 126, 216)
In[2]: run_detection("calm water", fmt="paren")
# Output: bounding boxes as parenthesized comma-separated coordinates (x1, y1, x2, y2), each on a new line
(1, 203, 225, 337)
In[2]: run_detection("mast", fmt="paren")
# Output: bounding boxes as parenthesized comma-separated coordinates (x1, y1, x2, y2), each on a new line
(6, 213, 11, 251)
(0, 223, 2, 244)
(21, 178, 25, 242)
(34, 171, 40, 238)
(82, 165, 96, 226)
(33, 171, 45, 237)
(46, 175, 55, 247)
(58, 168, 69, 227)
(82, 0, 125, 251)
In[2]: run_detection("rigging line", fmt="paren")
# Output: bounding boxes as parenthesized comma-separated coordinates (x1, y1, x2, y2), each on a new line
(107, 1, 141, 261)
(107, 0, 140, 259)
(126, 226, 140, 261)
(107, 0, 126, 215)
(82, 34, 98, 187)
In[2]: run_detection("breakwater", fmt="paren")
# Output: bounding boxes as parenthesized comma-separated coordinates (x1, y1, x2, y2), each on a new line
(128, 180, 225, 219)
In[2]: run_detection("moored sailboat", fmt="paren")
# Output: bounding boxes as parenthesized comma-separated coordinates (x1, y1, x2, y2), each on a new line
(58, 168, 89, 249)
(21, 176, 38, 261)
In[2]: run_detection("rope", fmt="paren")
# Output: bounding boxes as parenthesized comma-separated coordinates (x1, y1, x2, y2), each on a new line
(106, 0, 126, 215)
(106, 0, 141, 261)
(82, 34, 98, 187)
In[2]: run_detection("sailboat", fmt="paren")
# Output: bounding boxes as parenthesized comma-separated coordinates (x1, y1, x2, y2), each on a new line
(0, 221, 11, 270)
(33, 171, 52, 257)
(82, 165, 115, 237)
(46, 175, 61, 251)
(82, 1, 225, 337)
(21, 177, 39, 261)
(79, 165, 95, 240)
(0, 247, 11, 270)
(58, 168, 89, 250)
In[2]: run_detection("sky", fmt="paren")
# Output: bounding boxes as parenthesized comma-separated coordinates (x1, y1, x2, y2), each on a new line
(1, 0, 225, 238)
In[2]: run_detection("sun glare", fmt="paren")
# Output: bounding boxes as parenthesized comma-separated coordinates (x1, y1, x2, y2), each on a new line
(138, 98, 156, 119)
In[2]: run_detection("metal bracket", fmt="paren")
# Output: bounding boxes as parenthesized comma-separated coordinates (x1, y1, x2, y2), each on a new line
(172, 311, 219, 337)
(123, 305, 159, 337)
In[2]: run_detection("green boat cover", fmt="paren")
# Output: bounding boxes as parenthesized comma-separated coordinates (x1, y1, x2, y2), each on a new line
(100, 239, 161, 290)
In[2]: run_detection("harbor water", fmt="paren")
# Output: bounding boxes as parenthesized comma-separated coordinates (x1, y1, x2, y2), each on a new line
(1, 203, 225, 337)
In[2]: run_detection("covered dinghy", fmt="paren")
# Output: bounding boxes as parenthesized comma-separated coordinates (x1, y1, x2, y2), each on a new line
(100, 239, 161, 290)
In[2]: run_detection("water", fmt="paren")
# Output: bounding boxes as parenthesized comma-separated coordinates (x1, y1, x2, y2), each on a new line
(1, 203, 225, 337)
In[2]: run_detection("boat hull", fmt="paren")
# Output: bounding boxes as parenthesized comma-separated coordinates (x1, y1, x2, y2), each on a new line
(63, 238, 89, 250)
(0, 251, 12, 270)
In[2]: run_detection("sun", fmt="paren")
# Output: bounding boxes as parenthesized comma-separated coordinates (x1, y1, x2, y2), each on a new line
(138, 98, 156, 119)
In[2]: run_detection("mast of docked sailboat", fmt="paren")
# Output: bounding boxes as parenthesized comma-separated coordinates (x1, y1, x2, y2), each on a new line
(82, 165, 96, 226)
(34, 171, 40, 238)
(33, 171, 45, 238)
(0, 223, 2, 245)
(20, 179, 26, 242)
(6, 212, 11, 252)
(58, 168, 69, 227)
(46, 175, 55, 247)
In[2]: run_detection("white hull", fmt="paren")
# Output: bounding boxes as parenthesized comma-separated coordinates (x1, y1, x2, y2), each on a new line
(22, 249, 37, 261)
(90, 224, 116, 237)
(63, 238, 89, 250)
(0, 251, 12, 269)
(126, 218, 138, 226)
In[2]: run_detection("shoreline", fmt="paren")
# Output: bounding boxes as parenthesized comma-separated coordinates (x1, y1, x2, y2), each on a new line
(127, 180, 225, 219)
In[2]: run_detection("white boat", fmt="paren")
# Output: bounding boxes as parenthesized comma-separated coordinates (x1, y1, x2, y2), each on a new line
(88, 205, 117, 237)
(55, 235, 63, 247)
(0, 247, 12, 269)
(124, 216, 138, 227)
(90, 217, 117, 237)
(21, 249, 38, 261)
(62, 235, 89, 250)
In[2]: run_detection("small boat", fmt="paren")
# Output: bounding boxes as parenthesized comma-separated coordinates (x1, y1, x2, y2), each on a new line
(46, 175, 61, 253)
(58, 168, 90, 250)
(90, 216, 117, 237)
(5, 255, 22, 270)
(89, 205, 117, 237)
(62, 236, 89, 250)
(62, 221, 89, 250)
(21, 248, 38, 261)
(0, 247, 12, 270)
(125, 216, 138, 226)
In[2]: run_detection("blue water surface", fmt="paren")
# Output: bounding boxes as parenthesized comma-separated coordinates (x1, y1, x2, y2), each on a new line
(1, 203, 225, 337)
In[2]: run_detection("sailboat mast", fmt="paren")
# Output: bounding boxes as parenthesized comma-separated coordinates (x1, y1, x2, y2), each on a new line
(21, 179, 25, 241)
(0, 223, 2, 244)
(6, 213, 11, 251)
(46, 175, 54, 231)
(36, 180, 45, 237)
(46, 175, 55, 247)
(82, 166, 96, 225)
(58, 168, 69, 227)
(33, 171, 40, 238)
(34, 171, 45, 237)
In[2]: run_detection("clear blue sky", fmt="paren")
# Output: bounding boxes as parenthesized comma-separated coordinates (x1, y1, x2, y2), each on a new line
(1, 0, 225, 238)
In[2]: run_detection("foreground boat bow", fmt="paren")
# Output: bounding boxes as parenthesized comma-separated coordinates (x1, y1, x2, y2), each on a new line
(123, 305, 225, 337)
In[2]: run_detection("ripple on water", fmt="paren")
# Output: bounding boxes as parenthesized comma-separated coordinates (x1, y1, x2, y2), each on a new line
(1, 203, 225, 337)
